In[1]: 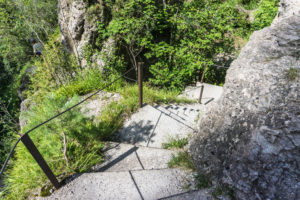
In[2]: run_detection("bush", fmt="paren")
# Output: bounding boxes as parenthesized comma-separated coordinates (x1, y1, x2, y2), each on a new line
(251, 0, 280, 30)
(28, 29, 79, 102)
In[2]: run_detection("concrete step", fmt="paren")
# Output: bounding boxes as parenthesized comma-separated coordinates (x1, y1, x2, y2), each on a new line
(161, 190, 214, 200)
(116, 104, 198, 148)
(178, 82, 223, 103)
(42, 168, 198, 200)
(116, 83, 223, 149)
(152, 104, 204, 128)
(91, 142, 176, 172)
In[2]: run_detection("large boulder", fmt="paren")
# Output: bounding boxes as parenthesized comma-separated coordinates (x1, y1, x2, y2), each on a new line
(188, 0, 300, 199)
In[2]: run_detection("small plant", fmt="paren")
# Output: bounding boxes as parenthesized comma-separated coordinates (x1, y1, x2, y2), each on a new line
(238, 0, 260, 10)
(251, 0, 280, 30)
(212, 185, 235, 200)
(289, 68, 299, 81)
(168, 152, 195, 170)
(194, 173, 212, 189)
(162, 137, 188, 150)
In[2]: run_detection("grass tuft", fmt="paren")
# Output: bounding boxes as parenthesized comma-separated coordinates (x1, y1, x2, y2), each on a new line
(289, 68, 299, 81)
(162, 137, 188, 150)
(168, 151, 195, 170)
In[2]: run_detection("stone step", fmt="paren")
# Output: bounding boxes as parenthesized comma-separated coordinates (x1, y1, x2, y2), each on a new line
(178, 82, 223, 103)
(116, 104, 198, 148)
(152, 104, 204, 128)
(90, 142, 176, 172)
(161, 190, 214, 200)
(42, 168, 198, 200)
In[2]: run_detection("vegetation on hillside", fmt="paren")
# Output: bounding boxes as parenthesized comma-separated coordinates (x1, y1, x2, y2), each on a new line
(0, 0, 58, 170)
(0, 0, 279, 199)
(91, 0, 279, 90)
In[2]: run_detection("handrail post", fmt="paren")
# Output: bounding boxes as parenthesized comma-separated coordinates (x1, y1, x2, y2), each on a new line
(199, 65, 207, 104)
(21, 134, 61, 189)
(138, 62, 143, 108)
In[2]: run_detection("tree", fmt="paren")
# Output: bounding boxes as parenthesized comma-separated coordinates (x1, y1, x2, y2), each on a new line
(104, 0, 157, 77)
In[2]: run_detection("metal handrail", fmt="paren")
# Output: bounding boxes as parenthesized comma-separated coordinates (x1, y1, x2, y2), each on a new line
(1, 61, 227, 190)
(0, 66, 136, 184)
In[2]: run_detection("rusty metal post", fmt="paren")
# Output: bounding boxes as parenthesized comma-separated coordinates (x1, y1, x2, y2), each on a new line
(199, 65, 207, 104)
(21, 134, 61, 189)
(138, 62, 143, 108)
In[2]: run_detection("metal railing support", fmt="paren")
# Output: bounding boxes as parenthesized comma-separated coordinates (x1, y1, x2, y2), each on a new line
(199, 65, 207, 104)
(138, 62, 143, 108)
(21, 134, 61, 189)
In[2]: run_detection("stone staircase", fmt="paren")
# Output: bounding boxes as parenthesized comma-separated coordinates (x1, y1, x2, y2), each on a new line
(42, 83, 222, 200)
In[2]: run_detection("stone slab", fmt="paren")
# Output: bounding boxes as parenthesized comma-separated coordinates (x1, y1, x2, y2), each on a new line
(161, 190, 214, 200)
(117, 104, 198, 148)
(179, 83, 223, 103)
(117, 105, 161, 146)
(44, 172, 142, 200)
(131, 168, 195, 200)
(153, 104, 204, 128)
(91, 142, 143, 172)
(135, 146, 175, 170)
(146, 112, 194, 148)
(91, 142, 176, 172)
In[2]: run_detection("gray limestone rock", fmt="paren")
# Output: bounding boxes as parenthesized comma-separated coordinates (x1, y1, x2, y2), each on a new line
(58, 0, 113, 68)
(79, 91, 122, 123)
(188, 0, 300, 199)
(17, 66, 36, 101)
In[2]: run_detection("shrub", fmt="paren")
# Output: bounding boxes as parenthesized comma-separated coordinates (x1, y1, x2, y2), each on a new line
(251, 0, 280, 30)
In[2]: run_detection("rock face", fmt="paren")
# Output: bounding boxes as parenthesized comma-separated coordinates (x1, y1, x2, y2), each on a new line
(188, 1, 300, 199)
(17, 66, 36, 101)
(80, 91, 122, 123)
(58, 0, 112, 68)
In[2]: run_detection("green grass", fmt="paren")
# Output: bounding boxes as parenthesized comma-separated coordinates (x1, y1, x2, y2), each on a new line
(289, 68, 299, 81)
(238, 0, 260, 10)
(168, 152, 195, 170)
(3, 95, 105, 200)
(251, 0, 280, 30)
(2, 74, 193, 199)
(162, 137, 188, 150)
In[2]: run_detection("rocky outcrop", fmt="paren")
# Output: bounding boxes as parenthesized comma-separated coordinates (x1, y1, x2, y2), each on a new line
(17, 66, 36, 101)
(188, 0, 300, 199)
(58, 0, 112, 68)
(80, 91, 122, 123)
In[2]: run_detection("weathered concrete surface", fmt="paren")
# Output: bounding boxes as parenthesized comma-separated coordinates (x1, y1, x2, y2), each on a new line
(91, 142, 143, 172)
(135, 145, 175, 170)
(116, 104, 199, 148)
(153, 104, 204, 128)
(188, 1, 300, 199)
(117, 83, 222, 148)
(161, 190, 214, 200)
(91, 142, 175, 172)
(43, 169, 198, 200)
(179, 83, 223, 103)
(131, 168, 196, 200)
(42, 172, 141, 200)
